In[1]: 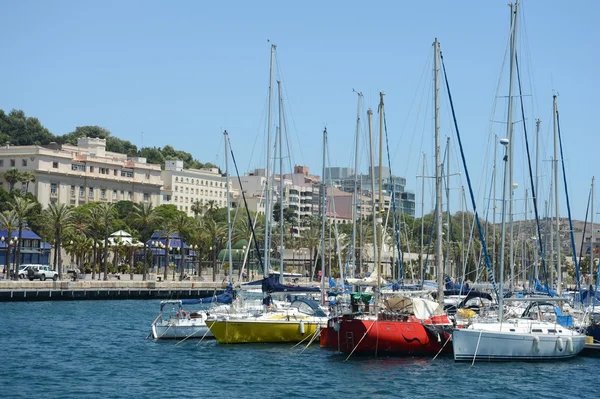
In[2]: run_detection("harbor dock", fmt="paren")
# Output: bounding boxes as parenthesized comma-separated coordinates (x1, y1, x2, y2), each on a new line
(0, 277, 225, 302)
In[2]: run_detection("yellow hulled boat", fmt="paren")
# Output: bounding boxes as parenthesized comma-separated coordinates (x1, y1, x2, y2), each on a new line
(207, 298, 327, 344)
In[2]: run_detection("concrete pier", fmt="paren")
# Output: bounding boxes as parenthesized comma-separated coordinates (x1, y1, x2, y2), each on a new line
(0, 278, 226, 302)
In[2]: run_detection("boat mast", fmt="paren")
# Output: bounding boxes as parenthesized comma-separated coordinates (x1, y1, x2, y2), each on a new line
(351, 92, 363, 277)
(368, 108, 378, 290)
(592, 177, 595, 279)
(493, 135, 497, 278)
(420, 153, 426, 285)
(507, 1, 519, 292)
(445, 137, 451, 278)
(378, 92, 384, 295)
(553, 94, 561, 294)
(320, 128, 327, 303)
(523, 188, 528, 286)
(264, 44, 276, 278)
(534, 119, 540, 280)
(434, 38, 444, 305)
(224, 130, 233, 284)
(499, 137, 510, 321)
(278, 80, 285, 284)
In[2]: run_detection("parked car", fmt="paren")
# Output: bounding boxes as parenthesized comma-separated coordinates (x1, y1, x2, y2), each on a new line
(18, 265, 35, 279)
(28, 265, 58, 281)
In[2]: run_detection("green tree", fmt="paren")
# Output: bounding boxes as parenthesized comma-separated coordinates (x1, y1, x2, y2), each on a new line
(191, 200, 204, 218)
(4, 168, 20, 192)
(131, 202, 160, 280)
(170, 213, 195, 280)
(10, 197, 35, 280)
(19, 171, 35, 193)
(43, 203, 74, 279)
(96, 203, 116, 280)
(0, 210, 18, 279)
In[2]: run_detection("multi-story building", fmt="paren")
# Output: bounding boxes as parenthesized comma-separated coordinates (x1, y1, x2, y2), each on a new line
(160, 160, 232, 216)
(0, 138, 162, 207)
(327, 166, 415, 217)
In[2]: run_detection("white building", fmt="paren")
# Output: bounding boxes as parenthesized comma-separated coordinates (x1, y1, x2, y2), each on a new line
(160, 160, 232, 216)
(0, 138, 162, 207)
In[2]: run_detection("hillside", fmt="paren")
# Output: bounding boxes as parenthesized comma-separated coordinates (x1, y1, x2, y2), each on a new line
(0, 109, 218, 171)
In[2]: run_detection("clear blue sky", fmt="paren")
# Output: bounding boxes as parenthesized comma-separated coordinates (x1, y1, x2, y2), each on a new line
(1, 1, 597, 220)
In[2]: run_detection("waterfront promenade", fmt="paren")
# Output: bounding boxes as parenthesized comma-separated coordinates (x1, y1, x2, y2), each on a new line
(0, 274, 227, 302)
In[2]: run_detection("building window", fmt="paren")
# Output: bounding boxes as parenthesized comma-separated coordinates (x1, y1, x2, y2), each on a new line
(89, 166, 94, 173)
(112, 190, 117, 200)
(89, 187, 94, 198)
(100, 189, 106, 199)
(10, 159, 16, 167)
(128, 191, 133, 200)
(143, 193, 149, 202)
(79, 187, 85, 197)
(175, 177, 179, 182)
(70, 185, 76, 197)
(114, 169, 118, 176)
(121, 191, 125, 200)
(72, 163, 85, 171)
(0, 160, 3, 167)
(174, 196, 178, 202)
(174, 185, 178, 191)
(52, 161, 59, 169)
(50, 183, 58, 194)
(121, 170, 133, 178)
(145, 173, 150, 180)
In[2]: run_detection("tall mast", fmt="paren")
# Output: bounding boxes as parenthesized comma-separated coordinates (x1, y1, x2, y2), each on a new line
(320, 128, 327, 303)
(351, 92, 363, 275)
(507, 1, 519, 292)
(461, 186, 465, 278)
(378, 92, 384, 296)
(420, 153, 426, 285)
(263, 44, 276, 278)
(591, 177, 595, 278)
(493, 135, 497, 278)
(499, 138, 510, 322)
(224, 130, 233, 284)
(278, 80, 285, 283)
(553, 95, 561, 294)
(523, 188, 528, 286)
(359, 174, 363, 274)
(434, 38, 444, 305)
(534, 119, 541, 280)
(367, 108, 378, 291)
(445, 137, 451, 278)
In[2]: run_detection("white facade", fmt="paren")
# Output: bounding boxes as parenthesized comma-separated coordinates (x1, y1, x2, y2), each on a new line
(160, 160, 232, 216)
(0, 138, 162, 207)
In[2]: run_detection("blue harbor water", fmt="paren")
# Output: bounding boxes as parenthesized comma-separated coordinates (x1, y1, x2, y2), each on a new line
(2, 300, 598, 399)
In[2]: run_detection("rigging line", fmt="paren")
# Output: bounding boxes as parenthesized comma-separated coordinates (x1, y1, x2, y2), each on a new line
(439, 51, 499, 302)
(383, 109, 404, 281)
(246, 95, 270, 172)
(556, 106, 581, 296)
(274, 51, 306, 165)
(515, 54, 550, 294)
(228, 137, 264, 273)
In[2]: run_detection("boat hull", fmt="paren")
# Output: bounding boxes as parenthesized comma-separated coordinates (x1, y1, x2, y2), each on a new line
(325, 317, 452, 355)
(152, 320, 213, 340)
(208, 319, 322, 344)
(452, 328, 586, 361)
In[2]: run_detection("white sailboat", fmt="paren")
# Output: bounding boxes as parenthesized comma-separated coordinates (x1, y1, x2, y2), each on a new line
(452, 0, 586, 361)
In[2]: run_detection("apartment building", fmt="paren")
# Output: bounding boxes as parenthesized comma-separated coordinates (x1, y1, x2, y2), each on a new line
(0, 138, 162, 207)
(160, 160, 232, 216)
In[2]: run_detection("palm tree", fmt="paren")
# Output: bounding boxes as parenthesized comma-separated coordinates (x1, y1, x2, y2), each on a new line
(190, 200, 204, 218)
(205, 200, 218, 216)
(158, 219, 177, 281)
(0, 210, 18, 279)
(88, 206, 105, 280)
(19, 171, 36, 194)
(4, 168, 21, 192)
(131, 203, 159, 281)
(171, 213, 195, 280)
(96, 203, 116, 280)
(10, 197, 35, 280)
(43, 202, 74, 279)
(202, 217, 227, 281)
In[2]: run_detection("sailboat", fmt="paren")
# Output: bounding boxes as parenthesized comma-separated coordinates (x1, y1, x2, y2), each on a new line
(321, 79, 452, 355)
(452, 1, 586, 361)
(207, 46, 328, 344)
